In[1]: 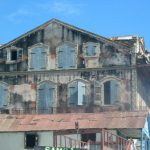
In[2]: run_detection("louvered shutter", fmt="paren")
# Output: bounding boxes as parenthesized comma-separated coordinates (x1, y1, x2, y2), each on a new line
(69, 82, 78, 105)
(30, 48, 37, 70)
(3, 50, 7, 61)
(39, 47, 46, 69)
(110, 80, 120, 104)
(86, 43, 96, 56)
(68, 47, 75, 68)
(78, 81, 85, 105)
(38, 83, 54, 114)
(0, 84, 8, 108)
(94, 81, 101, 103)
(17, 49, 23, 61)
(58, 46, 65, 68)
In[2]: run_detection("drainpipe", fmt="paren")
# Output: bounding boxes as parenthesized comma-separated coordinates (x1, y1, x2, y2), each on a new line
(141, 128, 143, 150)
(101, 129, 104, 150)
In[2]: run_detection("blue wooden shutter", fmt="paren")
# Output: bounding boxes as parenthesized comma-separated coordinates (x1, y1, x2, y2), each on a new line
(38, 82, 54, 114)
(3, 50, 7, 61)
(30, 48, 37, 70)
(69, 81, 78, 105)
(78, 81, 85, 105)
(39, 47, 46, 69)
(0, 83, 8, 108)
(86, 43, 96, 56)
(68, 47, 75, 68)
(17, 49, 23, 61)
(110, 80, 120, 104)
(58, 46, 65, 68)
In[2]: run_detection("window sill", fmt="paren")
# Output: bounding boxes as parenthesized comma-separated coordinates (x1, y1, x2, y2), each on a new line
(6, 60, 17, 64)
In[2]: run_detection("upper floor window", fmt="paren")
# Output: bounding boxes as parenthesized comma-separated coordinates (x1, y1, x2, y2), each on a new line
(104, 80, 120, 105)
(37, 81, 56, 114)
(28, 44, 48, 71)
(68, 80, 86, 106)
(57, 43, 77, 69)
(5, 46, 23, 63)
(85, 42, 96, 56)
(0, 82, 8, 109)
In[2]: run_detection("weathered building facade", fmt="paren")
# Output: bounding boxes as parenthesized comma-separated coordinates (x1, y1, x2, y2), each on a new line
(0, 19, 150, 114)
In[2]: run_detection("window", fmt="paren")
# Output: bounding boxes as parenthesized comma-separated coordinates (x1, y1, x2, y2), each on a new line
(85, 42, 96, 56)
(37, 81, 55, 114)
(5, 47, 23, 63)
(57, 43, 76, 69)
(68, 81, 86, 105)
(104, 80, 120, 105)
(25, 133, 38, 149)
(29, 46, 47, 71)
(0, 82, 8, 109)
(11, 50, 17, 60)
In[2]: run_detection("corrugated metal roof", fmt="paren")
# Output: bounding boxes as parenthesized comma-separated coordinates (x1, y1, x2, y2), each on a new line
(0, 111, 148, 132)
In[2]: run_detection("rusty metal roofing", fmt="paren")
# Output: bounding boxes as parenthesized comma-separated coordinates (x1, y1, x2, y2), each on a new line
(0, 111, 148, 132)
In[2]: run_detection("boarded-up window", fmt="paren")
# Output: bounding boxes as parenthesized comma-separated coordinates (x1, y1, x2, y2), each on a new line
(38, 82, 55, 114)
(0, 83, 8, 108)
(57, 44, 76, 69)
(29, 47, 46, 71)
(68, 81, 86, 105)
(104, 80, 120, 105)
(86, 42, 96, 56)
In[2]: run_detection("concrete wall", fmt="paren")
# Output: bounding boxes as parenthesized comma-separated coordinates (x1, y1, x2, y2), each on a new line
(0, 131, 53, 150)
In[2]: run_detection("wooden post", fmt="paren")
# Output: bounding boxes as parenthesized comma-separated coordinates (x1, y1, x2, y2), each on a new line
(101, 129, 104, 150)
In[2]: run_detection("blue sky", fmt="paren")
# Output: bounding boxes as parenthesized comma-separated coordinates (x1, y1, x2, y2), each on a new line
(0, 0, 150, 50)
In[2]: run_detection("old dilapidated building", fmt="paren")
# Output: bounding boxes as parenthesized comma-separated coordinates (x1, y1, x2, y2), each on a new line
(0, 18, 150, 114)
(1, 18, 150, 150)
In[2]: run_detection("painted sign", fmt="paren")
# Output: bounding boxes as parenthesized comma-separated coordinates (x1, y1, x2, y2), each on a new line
(34, 146, 86, 150)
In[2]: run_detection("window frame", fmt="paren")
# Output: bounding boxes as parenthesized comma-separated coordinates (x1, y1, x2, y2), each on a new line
(24, 132, 38, 149)
(37, 80, 57, 114)
(5, 46, 23, 64)
(56, 42, 78, 69)
(28, 43, 49, 71)
(83, 42, 99, 57)
(96, 77, 121, 106)
(68, 79, 89, 106)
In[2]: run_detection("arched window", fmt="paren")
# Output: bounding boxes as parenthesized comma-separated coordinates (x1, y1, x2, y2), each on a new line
(0, 82, 8, 108)
(104, 80, 120, 105)
(37, 81, 55, 114)
(68, 80, 86, 105)
(57, 43, 76, 69)
(29, 45, 47, 71)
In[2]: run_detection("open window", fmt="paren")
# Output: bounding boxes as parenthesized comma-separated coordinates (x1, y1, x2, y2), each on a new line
(104, 80, 120, 105)
(68, 80, 86, 106)
(25, 133, 38, 149)
(5, 46, 23, 63)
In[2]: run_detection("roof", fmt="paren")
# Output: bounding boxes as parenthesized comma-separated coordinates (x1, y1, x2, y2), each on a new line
(0, 111, 148, 132)
(0, 19, 129, 50)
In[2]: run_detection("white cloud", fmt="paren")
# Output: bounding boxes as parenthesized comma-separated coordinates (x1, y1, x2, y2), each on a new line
(6, 8, 35, 23)
(5, 1, 85, 23)
(38, 0, 84, 16)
